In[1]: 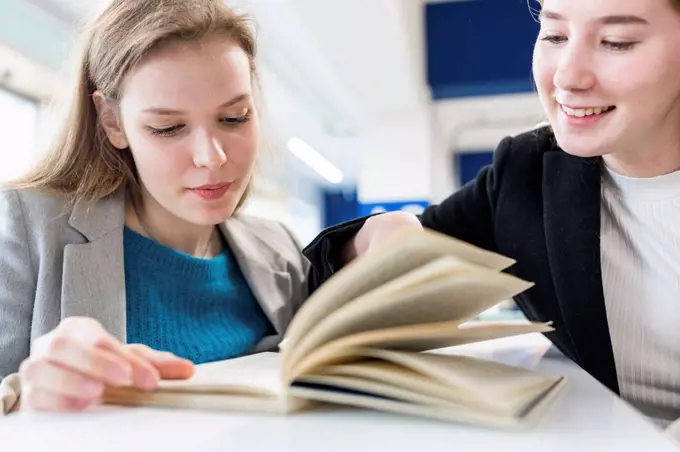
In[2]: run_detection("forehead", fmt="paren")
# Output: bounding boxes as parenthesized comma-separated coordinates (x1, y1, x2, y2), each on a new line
(120, 37, 252, 106)
(540, 0, 666, 20)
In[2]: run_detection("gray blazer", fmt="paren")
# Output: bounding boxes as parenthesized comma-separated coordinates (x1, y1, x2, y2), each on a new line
(0, 187, 310, 413)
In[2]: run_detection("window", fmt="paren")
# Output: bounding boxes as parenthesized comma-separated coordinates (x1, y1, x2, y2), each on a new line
(0, 88, 39, 182)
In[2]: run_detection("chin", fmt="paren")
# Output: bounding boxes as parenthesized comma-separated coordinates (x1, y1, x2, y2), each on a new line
(205, 205, 238, 224)
(184, 202, 237, 226)
(552, 130, 609, 159)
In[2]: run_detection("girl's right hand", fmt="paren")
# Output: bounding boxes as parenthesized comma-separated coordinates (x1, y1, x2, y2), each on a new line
(18, 316, 194, 412)
(347, 211, 424, 261)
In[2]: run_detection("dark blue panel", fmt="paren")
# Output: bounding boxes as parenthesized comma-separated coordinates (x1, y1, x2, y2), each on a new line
(457, 151, 494, 186)
(426, 0, 539, 98)
(322, 189, 358, 228)
(431, 79, 534, 100)
(358, 200, 430, 217)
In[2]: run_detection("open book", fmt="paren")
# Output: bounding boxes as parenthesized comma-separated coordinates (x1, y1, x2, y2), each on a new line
(103, 228, 567, 429)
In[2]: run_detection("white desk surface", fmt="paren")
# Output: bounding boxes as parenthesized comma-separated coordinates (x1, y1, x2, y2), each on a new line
(1, 335, 678, 452)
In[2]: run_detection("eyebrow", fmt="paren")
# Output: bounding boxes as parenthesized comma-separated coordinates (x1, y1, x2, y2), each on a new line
(142, 93, 250, 115)
(539, 10, 649, 25)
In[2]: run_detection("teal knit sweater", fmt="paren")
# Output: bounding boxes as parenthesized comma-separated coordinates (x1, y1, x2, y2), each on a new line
(123, 227, 274, 364)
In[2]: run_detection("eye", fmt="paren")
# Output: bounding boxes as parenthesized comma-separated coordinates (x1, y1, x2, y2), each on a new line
(540, 34, 567, 44)
(147, 124, 184, 137)
(220, 112, 251, 126)
(602, 40, 637, 51)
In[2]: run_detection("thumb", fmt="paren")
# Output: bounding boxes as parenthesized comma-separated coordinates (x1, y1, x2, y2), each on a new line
(126, 344, 195, 380)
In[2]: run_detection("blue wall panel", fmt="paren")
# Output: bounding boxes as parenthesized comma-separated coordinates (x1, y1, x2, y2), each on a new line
(323, 190, 433, 226)
(425, 0, 540, 99)
(457, 151, 494, 186)
(358, 200, 430, 217)
(322, 189, 358, 228)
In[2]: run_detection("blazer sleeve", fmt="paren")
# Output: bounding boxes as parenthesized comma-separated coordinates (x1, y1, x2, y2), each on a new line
(303, 136, 513, 294)
(0, 190, 36, 380)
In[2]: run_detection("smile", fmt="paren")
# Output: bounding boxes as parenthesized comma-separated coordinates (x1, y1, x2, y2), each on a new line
(560, 104, 616, 117)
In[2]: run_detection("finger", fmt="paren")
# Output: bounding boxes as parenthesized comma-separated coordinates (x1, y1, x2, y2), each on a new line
(70, 326, 161, 390)
(41, 318, 160, 390)
(33, 335, 134, 387)
(20, 359, 104, 401)
(95, 341, 160, 390)
(22, 386, 96, 412)
(126, 345, 195, 380)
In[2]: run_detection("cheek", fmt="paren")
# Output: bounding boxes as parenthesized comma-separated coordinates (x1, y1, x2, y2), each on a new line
(127, 135, 190, 185)
(227, 125, 260, 174)
(532, 51, 555, 99)
(600, 45, 680, 102)
(632, 56, 680, 106)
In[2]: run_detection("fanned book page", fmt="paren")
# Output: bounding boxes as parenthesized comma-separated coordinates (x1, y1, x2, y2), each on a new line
(289, 348, 566, 429)
(283, 229, 516, 358)
(102, 352, 302, 414)
(284, 256, 534, 375)
(293, 349, 562, 416)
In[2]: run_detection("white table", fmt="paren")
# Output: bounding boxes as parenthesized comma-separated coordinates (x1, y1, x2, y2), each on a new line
(1, 335, 678, 452)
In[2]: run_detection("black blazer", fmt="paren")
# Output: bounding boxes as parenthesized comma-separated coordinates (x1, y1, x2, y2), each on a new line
(302, 125, 620, 395)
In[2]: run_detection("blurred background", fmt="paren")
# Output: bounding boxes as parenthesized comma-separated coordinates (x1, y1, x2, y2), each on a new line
(0, 0, 545, 319)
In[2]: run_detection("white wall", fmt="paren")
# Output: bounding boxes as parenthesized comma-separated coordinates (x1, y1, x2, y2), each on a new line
(351, 93, 545, 206)
(429, 92, 544, 199)
(434, 92, 544, 152)
(348, 92, 545, 206)
(0, 37, 62, 183)
(356, 107, 434, 204)
(243, 196, 321, 245)
(0, 88, 40, 182)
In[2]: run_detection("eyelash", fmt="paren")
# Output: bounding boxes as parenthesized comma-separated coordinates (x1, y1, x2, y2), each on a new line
(147, 114, 251, 137)
(540, 35, 638, 51)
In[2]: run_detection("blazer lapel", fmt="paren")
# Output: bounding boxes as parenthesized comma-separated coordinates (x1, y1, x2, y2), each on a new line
(61, 190, 127, 342)
(543, 151, 619, 393)
(219, 218, 288, 335)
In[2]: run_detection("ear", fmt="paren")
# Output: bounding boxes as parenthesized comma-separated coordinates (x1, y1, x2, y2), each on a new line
(92, 91, 129, 150)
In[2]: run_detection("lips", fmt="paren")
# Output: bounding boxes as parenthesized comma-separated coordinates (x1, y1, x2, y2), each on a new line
(189, 182, 232, 200)
(192, 182, 231, 190)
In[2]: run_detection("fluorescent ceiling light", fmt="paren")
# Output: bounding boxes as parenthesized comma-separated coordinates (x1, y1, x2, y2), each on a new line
(287, 137, 343, 184)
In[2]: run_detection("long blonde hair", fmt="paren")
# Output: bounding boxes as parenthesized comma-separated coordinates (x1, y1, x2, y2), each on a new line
(8, 0, 258, 209)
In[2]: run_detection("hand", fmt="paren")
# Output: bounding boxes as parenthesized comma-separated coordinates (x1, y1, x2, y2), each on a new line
(346, 211, 424, 261)
(18, 316, 194, 412)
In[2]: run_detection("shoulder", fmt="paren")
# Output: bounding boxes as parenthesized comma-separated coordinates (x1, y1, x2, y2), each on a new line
(0, 187, 92, 254)
(234, 213, 297, 242)
(0, 187, 73, 230)
(485, 125, 561, 186)
(228, 213, 310, 297)
(496, 125, 560, 160)
(230, 213, 304, 262)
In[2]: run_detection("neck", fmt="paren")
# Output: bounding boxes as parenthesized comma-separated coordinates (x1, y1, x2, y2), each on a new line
(603, 116, 680, 177)
(603, 144, 680, 178)
(125, 191, 219, 258)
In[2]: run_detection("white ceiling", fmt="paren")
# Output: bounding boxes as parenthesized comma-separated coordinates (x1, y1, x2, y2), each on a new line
(27, 0, 431, 190)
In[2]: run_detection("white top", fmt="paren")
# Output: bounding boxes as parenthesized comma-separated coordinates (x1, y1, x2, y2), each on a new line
(0, 337, 677, 451)
(600, 166, 680, 426)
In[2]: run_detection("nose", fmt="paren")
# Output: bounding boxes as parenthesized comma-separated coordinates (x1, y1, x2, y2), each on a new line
(192, 132, 227, 170)
(553, 40, 596, 93)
